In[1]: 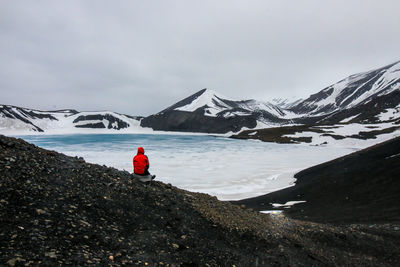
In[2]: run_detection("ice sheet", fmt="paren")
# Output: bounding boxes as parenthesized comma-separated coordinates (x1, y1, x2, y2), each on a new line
(19, 134, 354, 201)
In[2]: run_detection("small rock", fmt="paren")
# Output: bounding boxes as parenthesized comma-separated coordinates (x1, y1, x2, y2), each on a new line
(45, 251, 57, 258)
(80, 220, 91, 227)
(7, 258, 17, 266)
(36, 209, 46, 215)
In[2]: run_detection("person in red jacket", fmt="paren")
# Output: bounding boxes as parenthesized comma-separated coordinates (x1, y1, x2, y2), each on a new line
(133, 147, 155, 179)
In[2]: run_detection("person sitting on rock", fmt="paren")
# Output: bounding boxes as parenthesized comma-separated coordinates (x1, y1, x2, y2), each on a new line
(133, 147, 155, 179)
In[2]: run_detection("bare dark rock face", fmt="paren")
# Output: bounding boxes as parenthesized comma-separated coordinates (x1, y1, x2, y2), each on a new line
(141, 110, 257, 133)
(1, 134, 399, 266)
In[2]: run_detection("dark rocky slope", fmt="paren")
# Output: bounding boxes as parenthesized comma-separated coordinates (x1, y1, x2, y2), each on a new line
(1, 135, 399, 266)
(141, 110, 257, 133)
(234, 137, 400, 225)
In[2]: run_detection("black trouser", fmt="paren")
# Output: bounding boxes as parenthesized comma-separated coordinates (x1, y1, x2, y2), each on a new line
(135, 167, 151, 176)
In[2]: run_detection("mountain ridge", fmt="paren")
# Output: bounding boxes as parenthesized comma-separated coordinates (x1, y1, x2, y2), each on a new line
(141, 61, 400, 133)
(1, 61, 400, 138)
(290, 60, 400, 116)
(0, 104, 144, 134)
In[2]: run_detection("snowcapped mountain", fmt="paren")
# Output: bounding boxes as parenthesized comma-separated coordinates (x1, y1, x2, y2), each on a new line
(234, 61, 400, 145)
(0, 105, 145, 134)
(291, 61, 400, 117)
(2, 61, 400, 136)
(140, 89, 289, 133)
(142, 61, 400, 134)
(161, 88, 285, 119)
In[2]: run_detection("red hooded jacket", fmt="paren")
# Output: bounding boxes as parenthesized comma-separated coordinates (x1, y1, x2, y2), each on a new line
(133, 147, 149, 175)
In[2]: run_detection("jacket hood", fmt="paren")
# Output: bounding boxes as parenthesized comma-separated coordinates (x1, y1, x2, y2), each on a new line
(137, 147, 145, 154)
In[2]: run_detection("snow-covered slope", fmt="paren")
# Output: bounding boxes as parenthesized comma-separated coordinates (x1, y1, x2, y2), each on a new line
(162, 88, 289, 123)
(162, 88, 284, 119)
(291, 61, 400, 116)
(141, 89, 291, 133)
(270, 97, 304, 109)
(0, 105, 146, 135)
(172, 89, 234, 116)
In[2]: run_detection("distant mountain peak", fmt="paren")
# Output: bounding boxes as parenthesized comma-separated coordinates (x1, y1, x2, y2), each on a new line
(140, 88, 289, 133)
(290, 61, 400, 115)
(158, 88, 285, 119)
(159, 88, 235, 115)
(174, 89, 235, 116)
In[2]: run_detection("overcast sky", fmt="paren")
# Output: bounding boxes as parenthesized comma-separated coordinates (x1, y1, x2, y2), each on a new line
(1, 0, 399, 116)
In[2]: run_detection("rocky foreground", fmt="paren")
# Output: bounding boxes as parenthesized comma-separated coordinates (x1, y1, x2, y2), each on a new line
(1, 134, 399, 266)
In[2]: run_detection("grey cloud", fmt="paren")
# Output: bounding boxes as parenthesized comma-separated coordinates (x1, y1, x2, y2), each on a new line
(1, 0, 399, 116)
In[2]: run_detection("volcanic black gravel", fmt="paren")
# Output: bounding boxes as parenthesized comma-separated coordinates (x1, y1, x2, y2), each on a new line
(1, 134, 399, 266)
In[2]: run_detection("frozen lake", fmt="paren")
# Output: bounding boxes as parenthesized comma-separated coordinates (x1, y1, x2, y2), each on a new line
(18, 134, 355, 200)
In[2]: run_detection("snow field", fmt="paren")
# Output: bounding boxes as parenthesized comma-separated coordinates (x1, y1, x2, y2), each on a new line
(19, 134, 354, 201)
(283, 122, 400, 149)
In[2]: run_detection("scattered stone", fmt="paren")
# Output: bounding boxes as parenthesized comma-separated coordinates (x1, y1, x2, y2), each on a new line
(36, 209, 46, 215)
(45, 251, 57, 258)
(7, 258, 17, 266)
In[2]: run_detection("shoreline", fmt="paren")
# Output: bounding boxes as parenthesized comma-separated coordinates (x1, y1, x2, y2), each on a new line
(4, 129, 397, 204)
(6, 133, 356, 202)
